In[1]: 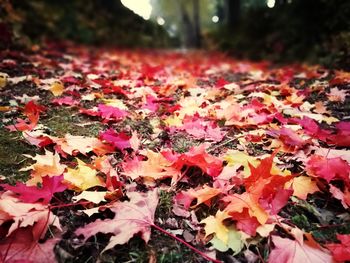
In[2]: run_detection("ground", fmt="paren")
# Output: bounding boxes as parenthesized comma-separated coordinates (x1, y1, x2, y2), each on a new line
(0, 44, 350, 263)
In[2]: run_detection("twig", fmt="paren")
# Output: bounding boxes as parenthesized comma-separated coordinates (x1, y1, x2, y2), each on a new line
(206, 135, 244, 153)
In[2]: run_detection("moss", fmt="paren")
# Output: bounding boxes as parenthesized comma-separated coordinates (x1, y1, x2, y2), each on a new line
(170, 133, 200, 153)
(42, 107, 103, 137)
(0, 128, 34, 183)
(149, 230, 203, 263)
(156, 190, 174, 218)
(121, 118, 154, 136)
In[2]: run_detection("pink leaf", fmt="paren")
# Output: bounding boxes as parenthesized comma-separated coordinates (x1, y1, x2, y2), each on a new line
(1, 175, 66, 204)
(98, 104, 128, 120)
(99, 129, 131, 150)
(76, 190, 158, 252)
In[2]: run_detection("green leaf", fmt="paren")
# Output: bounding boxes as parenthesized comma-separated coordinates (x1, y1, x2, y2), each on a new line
(210, 227, 244, 254)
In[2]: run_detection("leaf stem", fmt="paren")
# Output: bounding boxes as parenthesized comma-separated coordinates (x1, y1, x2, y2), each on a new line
(150, 223, 222, 263)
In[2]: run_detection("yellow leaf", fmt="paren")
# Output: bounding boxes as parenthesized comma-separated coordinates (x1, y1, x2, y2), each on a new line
(201, 210, 231, 244)
(164, 115, 183, 127)
(102, 99, 128, 109)
(64, 158, 104, 191)
(210, 226, 244, 254)
(291, 176, 319, 200)
(50, 81, 64, 96)
(0, 73, 8, 89)
(224, 151, 259, 177)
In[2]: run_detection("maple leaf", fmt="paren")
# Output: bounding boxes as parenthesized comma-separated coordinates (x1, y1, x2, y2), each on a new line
(330, 70, 350, 85)
(54, 134, 114, 157)
(75, 190, 158, 252)
(6, 101, 46, 131)
(306, 155, 350, 184)
(290, 176, 319, 200)
(23, 130, 53, 147)
(51, 96, 79, 106)
(174, 185, 221, 209)
(224, 192, 269, 226)
(21, 150, 67, 185)
(224, 154, 292, 233)
(72, 191, 106, 204)
(98, 104, 128, 120)
(268, 126, 308, 150)
(329, 185, 350, 209)
(269, 228, 332, 263)
(142, 94, 159, 112)
(122, 150, 180, 183)
(49, 81, 64, 96)
(64, 158, 104, 191)
(1, 175, 66, 204)
(0, 191, 61, 239)
(295, 116, 331, 141)
(326, 234, 350, 262)
(99, 129, 131, 150)
(201, 210, 231, 244)
(313, 101, 330, 115)
(228, 208, 261, 236)
(328, 121, 350, 147)
(224, 150, 260, 177)
(0, 228, 58, 263)
(130, 131, 140, 151)
(170, 144, 223, 177)
(210, 227, 244, 254)
(327, 87, 347, 102)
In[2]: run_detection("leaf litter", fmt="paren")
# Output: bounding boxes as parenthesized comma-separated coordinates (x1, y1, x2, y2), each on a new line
(0, 45, 350, 262)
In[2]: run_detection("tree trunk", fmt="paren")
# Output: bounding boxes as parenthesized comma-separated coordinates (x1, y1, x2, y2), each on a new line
(226, 0, 241, 30)
(192, 0, 201, 48)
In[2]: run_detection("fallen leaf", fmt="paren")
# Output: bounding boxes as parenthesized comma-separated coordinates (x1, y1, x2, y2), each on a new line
(326, 234, 350, 262)
(329, 185, 350, 209)
(122, 150, 180, 182)
(76, 189, 158, 252)
(1, 175, 66, 204)
(49, 81, 64, 96)
(72, 191, 106, 204)
(21, 150, 66, 185)
(0, 228, 58, 263)
(201, 210, 231, 244)
(99, 129, 131, 150)
(269, 228, 332, 263)
(64, 158, 104, 191)
(328, 87, 347, 102)
(306, 155, 350, 184)
(209, 226, 244, 254)
(291, 176, 319, 200)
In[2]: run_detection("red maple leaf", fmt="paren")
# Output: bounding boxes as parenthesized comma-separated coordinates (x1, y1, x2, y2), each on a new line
(326, 234, 350, 262)
(168, 144, 223, 177)
(0, 228, 58, 263)
(7, 101, 46, 131)
(306, 155, 350, 185)
(99, 129, 131, 150)
(328, 121, 350, 147)
(1, 175, 66, 204)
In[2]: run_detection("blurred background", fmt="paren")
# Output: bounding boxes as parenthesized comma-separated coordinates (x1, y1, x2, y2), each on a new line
(1, 0, 350, 69)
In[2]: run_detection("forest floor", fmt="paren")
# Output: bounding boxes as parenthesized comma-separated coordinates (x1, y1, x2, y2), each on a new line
(0, 43, 350, 263)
